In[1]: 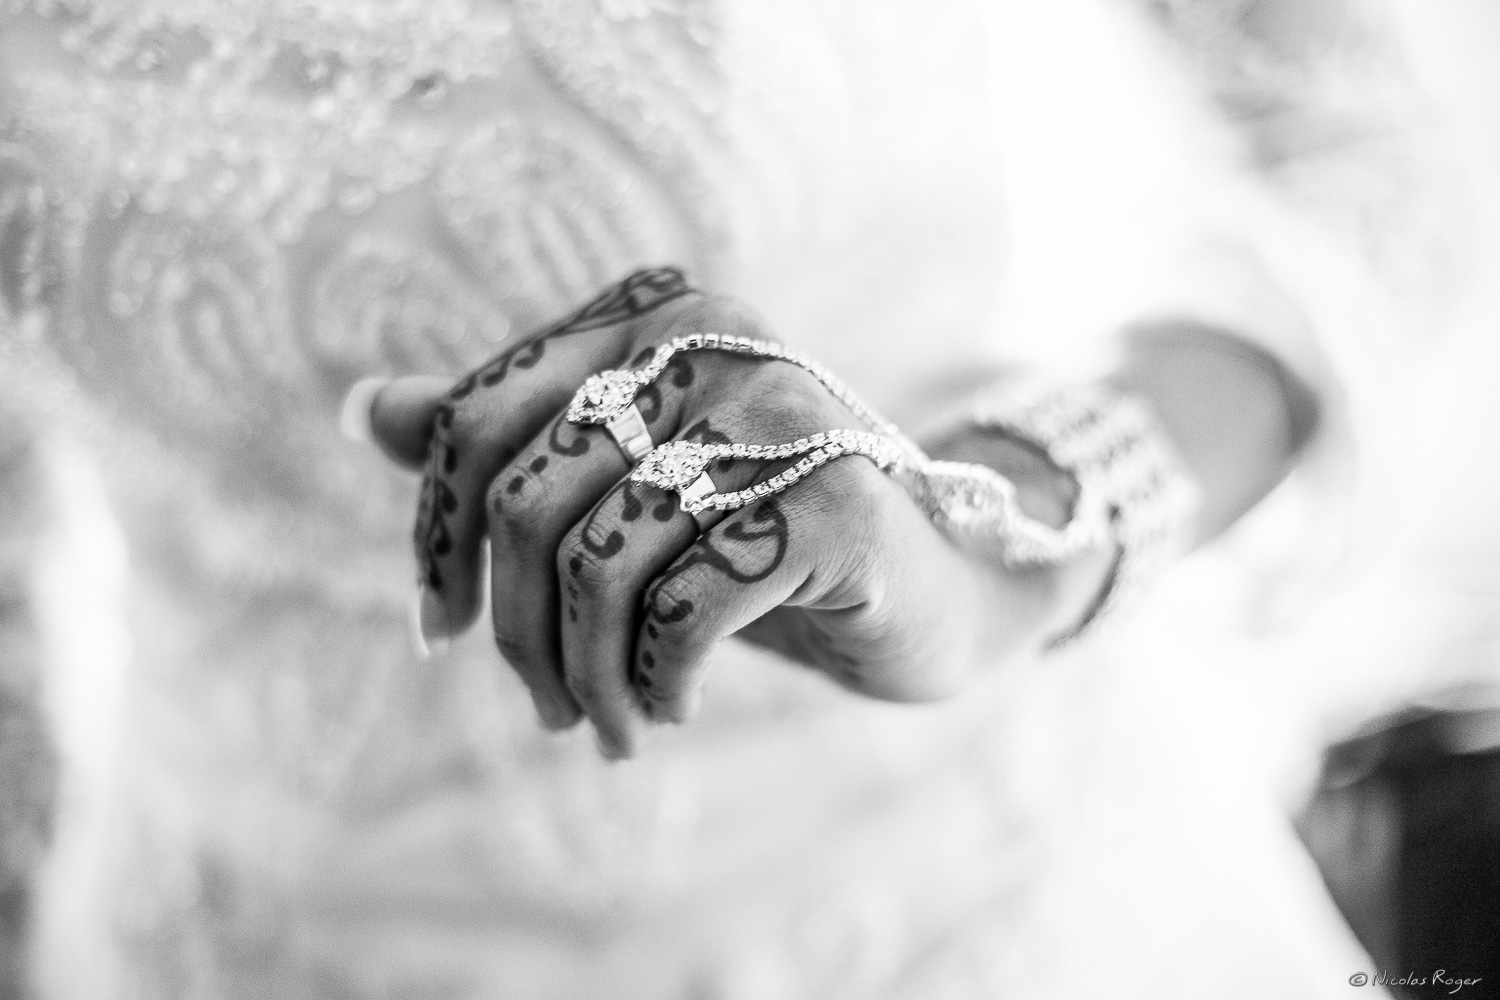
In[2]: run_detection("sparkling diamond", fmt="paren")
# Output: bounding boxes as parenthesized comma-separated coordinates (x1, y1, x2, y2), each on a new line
(637, 441, 707, 490)
(577, 370, 637, 416)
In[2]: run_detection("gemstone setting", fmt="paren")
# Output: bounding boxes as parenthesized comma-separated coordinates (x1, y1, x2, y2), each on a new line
(566, 369, 640, 424)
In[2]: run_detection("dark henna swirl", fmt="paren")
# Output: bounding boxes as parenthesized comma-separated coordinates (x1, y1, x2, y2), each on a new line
(450, 267, 692, 401)
(645, 499, 789, 625)
(547, 411, 592, 457)
(576, 481, 651, 562)
(416, 404, 459, 590)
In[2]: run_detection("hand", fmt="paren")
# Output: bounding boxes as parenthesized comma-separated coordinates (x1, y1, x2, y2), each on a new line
(360, 269, 1104, 758)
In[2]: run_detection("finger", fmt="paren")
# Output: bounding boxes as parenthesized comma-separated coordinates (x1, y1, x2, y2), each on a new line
(357, 376, 453, 469)
(552, 417, 737, 757)
(486, 354, 695, 730)
(493, 293, 766, 742)
(414, 273, 701, 644)
(635, 451, 962, 717)
(635, 494, 821, 724)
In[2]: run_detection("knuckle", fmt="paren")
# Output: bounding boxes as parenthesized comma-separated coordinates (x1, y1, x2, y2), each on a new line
(556, 528, 627, 594)
(812, 449, 872, 493)
(784, 452, 882, 525)
(705, 294, 772, 339)
(485, 462, 547, 547)
(643, 572, 699, 634)
(658, 294, 777, 355)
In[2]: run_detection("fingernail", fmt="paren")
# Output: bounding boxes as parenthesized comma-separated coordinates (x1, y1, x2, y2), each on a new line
(340, 376, 390, 443)
(410, 585, 451, 660)
(531, 690, 580, 731)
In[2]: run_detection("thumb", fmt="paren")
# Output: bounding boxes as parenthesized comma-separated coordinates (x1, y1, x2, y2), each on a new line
(340, 375, 453, 470)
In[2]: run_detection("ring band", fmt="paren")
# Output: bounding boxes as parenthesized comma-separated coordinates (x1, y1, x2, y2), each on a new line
(678, 471, 718, 531)
(604, 403, 654, 464)
(678, 470, 717, 509)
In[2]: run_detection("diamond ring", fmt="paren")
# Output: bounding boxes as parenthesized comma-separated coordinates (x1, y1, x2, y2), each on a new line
(568, 370, 654, 463)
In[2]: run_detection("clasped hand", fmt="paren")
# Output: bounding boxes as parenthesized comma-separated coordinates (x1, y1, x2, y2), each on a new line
(363, 269, 1087, 758)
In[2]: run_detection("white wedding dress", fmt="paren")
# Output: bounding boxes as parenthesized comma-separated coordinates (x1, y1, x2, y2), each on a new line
(0, 0, 1449, 996)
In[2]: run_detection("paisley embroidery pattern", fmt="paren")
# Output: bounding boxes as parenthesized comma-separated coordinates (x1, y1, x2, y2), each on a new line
(66, 204, 299, 440)
(309, 233, 511, 384)
(512, 0, 737, 273)
(436, 116, 675, 320)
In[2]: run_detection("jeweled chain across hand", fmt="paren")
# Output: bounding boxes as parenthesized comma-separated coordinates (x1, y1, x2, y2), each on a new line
(567, 331, 924, 518)
(380, 270, 1196, 758)
(634, 430, 907, 516)
(564, 329, 1115, 566)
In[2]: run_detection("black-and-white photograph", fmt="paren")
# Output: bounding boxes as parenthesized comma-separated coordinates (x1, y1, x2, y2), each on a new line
(1, 0, 1498, 997)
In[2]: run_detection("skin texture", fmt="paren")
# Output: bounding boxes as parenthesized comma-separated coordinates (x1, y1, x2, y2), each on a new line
(368, 269, 1305, 759)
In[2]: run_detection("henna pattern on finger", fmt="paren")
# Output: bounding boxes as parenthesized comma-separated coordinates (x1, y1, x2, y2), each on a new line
(547, 411, 592, 458)
(632, 648, 660, 702)
(416, 403, 460, 590)
(636, 355, 695, 426)
(620, 483, 645, 523)
(644, 499, 789, 625)
(414, 269, 692, 592)
(449, 336, 548, 401)
(636, 384, 663, 425)
(576, 481, 648, 562)
(680, 418, 729, 447)
(679, 416, 735, 473)
(534, 266, 693, 339)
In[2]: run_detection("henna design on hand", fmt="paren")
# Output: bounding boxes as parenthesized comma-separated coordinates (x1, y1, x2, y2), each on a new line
(644, 499, 788, 625)
(414, 268, 693, 592)
(416, 403, 460, 590)
(535, 266, 693, 339)
(678, 416, 726, 447)
(577, 481, 642, 562)
(548, 411, 591, 458)
(449, 335, 547, 401)
(636, 355, 694, 425)
(449, 267, 693, 401)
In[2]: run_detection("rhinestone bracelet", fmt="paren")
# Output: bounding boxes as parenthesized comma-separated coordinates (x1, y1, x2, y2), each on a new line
(948, 377, 1203, 648)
